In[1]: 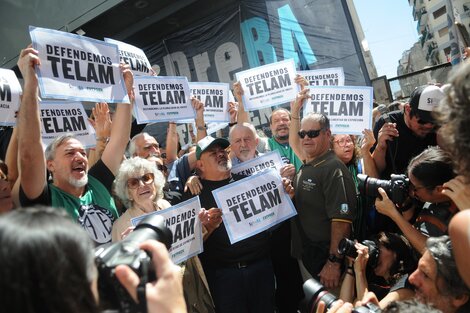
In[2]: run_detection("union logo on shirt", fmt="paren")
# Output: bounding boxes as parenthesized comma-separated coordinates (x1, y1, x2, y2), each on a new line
(77, 204, 115, 244)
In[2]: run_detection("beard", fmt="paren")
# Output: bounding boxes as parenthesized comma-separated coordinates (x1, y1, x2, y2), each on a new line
(217, 159, 232, 172)
(68, 175, 88, 188)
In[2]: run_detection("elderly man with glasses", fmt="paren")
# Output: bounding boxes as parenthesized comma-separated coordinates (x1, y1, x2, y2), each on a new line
(289, 90, 357, 289)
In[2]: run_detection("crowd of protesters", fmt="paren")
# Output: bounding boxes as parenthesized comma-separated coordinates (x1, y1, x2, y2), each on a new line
(3, 43, 470, 313)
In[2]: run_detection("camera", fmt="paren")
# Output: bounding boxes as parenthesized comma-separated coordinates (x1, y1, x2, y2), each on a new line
(338, 238, 380, 269)
(95, 214, 173, 313)
(357, 174, 409, 206)
(303, 278, 381, 313)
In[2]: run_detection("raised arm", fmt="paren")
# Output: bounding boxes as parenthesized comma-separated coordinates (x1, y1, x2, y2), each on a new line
(233, 82, 250, 124)
(289, 88, 310, 161)
(101, 64, 134, 175)
(87, 102, 112, 168)
(360, 129, 379, 178)
(193, 97, 207, 142)
(5, 126, 18, 188)
(17, 46, 47, 199)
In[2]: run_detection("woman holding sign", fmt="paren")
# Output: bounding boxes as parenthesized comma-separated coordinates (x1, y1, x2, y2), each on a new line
(112, 157, 215, 313)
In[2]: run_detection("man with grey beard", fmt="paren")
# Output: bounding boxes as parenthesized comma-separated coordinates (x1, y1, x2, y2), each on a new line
(182, 135, 275, 313)
(16, 46, 134, 244)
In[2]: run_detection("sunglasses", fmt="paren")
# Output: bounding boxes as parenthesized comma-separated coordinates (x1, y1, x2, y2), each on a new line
(127, 173, 155, 189)
(298, 128, 323, 139)
(157, 164, 167, 172)
(416, 118, 434, 125)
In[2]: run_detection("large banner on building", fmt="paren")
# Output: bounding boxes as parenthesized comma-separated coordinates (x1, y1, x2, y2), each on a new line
(142, 0, 369, 141)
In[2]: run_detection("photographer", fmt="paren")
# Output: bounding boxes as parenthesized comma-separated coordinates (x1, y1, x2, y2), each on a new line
(375, 147, 456, 254)
(0, 206, 187, 313)
(339, 232, 417, 309)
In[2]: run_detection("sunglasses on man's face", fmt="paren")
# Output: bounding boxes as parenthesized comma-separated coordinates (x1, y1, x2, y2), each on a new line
(127, 173, 155, 189)
(416, 118, 434, 125)
(298, 129, 323, 139)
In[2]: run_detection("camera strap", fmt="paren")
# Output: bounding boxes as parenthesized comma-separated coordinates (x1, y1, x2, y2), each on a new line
(136, 282, 148, 313)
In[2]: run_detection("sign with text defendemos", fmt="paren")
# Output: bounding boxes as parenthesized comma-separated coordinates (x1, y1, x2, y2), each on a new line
(130, 197, 203, 264)
(133, 76, 194, 124)
(29, 26, 128, 103)
(0, 68, 22, 126)
(235, 59, 298, 111)
(303, 86, 373, 135)
(40, 101, 96, 149)
(298, 67, 345, 86)
(104, 38, 154, 76)
(189, 82, 230, 123)
(231, 150, 284, 176)
(212, 168, 297, 244)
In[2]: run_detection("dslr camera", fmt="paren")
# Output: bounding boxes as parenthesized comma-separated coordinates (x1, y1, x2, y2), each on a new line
(95, 215, 173, 313)
(303, 278, 381, 313)
(357, 174, 409, 206)
(338, 238, 380, 269)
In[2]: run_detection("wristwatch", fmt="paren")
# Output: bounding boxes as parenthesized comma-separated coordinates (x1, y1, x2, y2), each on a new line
(328, 253, 343, 264)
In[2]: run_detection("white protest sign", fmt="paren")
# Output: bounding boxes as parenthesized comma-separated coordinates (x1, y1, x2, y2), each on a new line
(304, 86, 373, 135)
(206, 122, 229, 135)
(40, 101, 96, 148)
(104, 38, 154, 76)
(131, 197, 203, 264)
(189, 82, 230, 123)
(0, 68, 22, 126)
(235, 59, 298, 111)
(298, 67, 345, 86)
(29, 26, 128, 103)
(212, 168, 297, 244)
(231, 150, 284, 176)
(133, 76, 194, 124)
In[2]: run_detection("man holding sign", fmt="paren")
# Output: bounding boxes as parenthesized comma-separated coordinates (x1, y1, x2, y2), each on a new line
(182, 135, 275, 313)
(16, 46, 134, 245)
(289, 91, 357, 289)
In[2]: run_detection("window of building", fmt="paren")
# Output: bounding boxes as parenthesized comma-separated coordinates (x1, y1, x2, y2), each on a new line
(433, 6, 447, 19)
(438, 26, 449, 37)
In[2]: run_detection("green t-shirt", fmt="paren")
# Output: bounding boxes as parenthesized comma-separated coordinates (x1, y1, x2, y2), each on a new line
(50, 175, 118, 244)
(268, 137, 302, 171)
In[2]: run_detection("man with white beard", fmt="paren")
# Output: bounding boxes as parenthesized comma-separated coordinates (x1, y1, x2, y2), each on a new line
(16, 46, 134, 244)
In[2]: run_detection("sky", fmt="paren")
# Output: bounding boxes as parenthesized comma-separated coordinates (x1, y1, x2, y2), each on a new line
(353, 0, 420, 79)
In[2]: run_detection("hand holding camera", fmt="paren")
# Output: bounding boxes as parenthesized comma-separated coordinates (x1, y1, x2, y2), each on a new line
(374, 188, 401, 219)
(115, 240, 186, 313)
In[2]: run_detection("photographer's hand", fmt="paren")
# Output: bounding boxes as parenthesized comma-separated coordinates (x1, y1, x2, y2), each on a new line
(115, 240, 186, 313)
(442, 175, 470, 210)
(315, 299, 354, 313)
(375, 188, 400, 219)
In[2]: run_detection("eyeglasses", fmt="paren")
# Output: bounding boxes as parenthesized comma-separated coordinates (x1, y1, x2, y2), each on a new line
(298, 128, 323, 139)
(157, 164, 167, 173)
(410, 183, 430, 193)
(127, 173, 155, 189)
(334, 137, 354, 147)
(416, 118, 434, 125)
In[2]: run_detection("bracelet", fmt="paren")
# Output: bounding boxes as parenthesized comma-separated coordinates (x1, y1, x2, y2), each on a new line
(347, 265, 354, 270)
(346, 270, 355, 276)
(228, 122, 237, 127)
(292, 116, 300, 120)
(197, 124, 207, 131)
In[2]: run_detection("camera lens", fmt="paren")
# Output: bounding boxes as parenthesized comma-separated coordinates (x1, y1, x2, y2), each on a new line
(338, 238, 358, 258)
